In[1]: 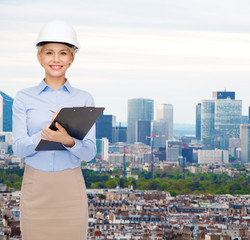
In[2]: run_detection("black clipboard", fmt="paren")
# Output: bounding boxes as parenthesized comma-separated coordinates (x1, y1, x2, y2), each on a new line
(35, 107, 105, 151)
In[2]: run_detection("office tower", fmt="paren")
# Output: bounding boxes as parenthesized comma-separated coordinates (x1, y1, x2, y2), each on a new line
(151, 120, 168, 149)
(198, 149, 229, 164)
(229, 138, 241, 158)
(166, 140, 182, 162)
(95, 137, 109, 161)
(214, 99, 242, 149)
(0, 91, 14, 132)
(0, 95, 3, 132)
(201, 100, 215, 147)
(242, 116, 249, 124)
(240, 124, 250, 163)
(114, 123, 127, 143)
(136, 120, 150, 145)
(213, 91, 235, 100)
(182, 148, 193, 163)
(156, 104, 173, 139)
(196, 103, 201, 140)
(201, 91, 242, 150)
(249, 106, 250, 123)
(96, 113, 116, 143)
(127, 98, 154, 144)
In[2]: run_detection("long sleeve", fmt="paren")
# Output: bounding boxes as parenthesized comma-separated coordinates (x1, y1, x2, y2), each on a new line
(12, 80, 98, 172)
(12, 92, 42, 158)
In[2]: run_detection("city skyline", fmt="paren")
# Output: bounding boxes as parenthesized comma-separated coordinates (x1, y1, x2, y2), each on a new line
(1, 0, 250, 124)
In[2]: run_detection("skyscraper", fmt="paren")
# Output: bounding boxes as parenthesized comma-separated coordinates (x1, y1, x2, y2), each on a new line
(248, 106, 250, 123)
(156, 104, 173, 140)
(201, 91, 242, 149)
(96, 113, 116, 143)
(114, 123, 127, 143)
(240, 124, 250, 163)
(136, 120, 150, 145)
(0, 95, 3, 132)
(201, 100, 215, 147)
(196, 103, 201, 140)
(214, 99, 242, 148)
(212, 91, 235, 100)
(127, 98, 154, 144)
(0, 91, 14, 132)
(151, 119, 168, 149)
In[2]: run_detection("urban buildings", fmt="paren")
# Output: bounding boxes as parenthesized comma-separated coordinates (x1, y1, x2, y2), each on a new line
(0, 91, 13, 132)
(127, 98, 154, 144)
(0, 95, 3, 132)
(198, 149, 229, 164)
(240, 124, 250, 163)
(151, 119, 169, 149)
(136, 120, 150, 145)
(95, 138, 109, 161)
(200, 91, 242, 149)
(96, 113, 116, 143)
(196, 103, 201, 140)
(166, 140, 182, 162)
(201, 100, 215, 147)
(114, 123, 127, 143)
(1, 190, 249, 239)
(156, 104, 173, 140)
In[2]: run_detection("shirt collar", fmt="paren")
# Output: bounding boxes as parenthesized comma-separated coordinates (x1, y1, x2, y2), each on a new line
(36, 79, 72, 94)
(63, 79, 72, 93)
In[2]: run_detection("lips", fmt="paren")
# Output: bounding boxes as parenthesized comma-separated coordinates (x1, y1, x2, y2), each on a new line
(50, 65, 63, 70)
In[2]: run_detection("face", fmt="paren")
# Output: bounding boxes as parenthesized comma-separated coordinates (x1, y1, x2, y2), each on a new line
(37, 43, 74, 80)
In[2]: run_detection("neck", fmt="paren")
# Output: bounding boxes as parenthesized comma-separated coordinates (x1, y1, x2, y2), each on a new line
(44, 76, 66, 91)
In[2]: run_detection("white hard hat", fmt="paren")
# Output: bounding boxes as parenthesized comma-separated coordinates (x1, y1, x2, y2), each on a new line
(35, 20, 79, 51)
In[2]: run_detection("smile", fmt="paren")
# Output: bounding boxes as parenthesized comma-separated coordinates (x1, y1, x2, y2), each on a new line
(50, 65, 63, 70)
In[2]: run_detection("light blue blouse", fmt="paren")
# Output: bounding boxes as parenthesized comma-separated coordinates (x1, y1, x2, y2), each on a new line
(12, 80, 96, 172)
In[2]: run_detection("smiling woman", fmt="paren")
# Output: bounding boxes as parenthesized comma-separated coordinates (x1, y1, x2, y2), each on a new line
(12, 20, 96, 240)
(37, 43, 74, 91)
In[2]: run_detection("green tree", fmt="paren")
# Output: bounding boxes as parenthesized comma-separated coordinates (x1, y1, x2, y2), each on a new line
(106, 178, 118, 188)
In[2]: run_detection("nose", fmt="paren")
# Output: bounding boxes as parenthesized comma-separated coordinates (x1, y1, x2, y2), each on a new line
(52, 53, 60, 62)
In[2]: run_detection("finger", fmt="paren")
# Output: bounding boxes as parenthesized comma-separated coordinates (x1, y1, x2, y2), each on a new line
(55, 122, 65, 131)
(52, 112, 58, 121)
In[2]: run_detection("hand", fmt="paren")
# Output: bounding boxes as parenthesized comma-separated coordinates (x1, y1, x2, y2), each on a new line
(52, 111, 59, 122)
(41, 122, 75, 147)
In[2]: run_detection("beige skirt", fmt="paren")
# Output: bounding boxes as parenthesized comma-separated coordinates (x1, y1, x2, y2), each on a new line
(20, 165, 88, 240)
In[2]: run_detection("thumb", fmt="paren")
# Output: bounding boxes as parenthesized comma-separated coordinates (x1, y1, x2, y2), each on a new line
(55, 122, 64, 131)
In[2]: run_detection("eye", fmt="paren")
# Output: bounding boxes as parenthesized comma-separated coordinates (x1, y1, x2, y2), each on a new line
(60, 52, 67, 55)
(46, 51, 53, 55)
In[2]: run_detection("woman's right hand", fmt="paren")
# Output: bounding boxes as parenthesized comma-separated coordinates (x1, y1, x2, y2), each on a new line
(52, 111, 59, 122)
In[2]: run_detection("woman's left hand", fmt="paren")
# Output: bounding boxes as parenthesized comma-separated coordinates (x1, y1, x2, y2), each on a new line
(41, 122, 75, 147)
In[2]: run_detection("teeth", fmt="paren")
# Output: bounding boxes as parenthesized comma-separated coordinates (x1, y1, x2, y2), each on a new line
(51, 65, 62, 69)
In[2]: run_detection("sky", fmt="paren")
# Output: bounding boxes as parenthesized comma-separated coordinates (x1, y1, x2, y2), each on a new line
(1, 0, 250, 124)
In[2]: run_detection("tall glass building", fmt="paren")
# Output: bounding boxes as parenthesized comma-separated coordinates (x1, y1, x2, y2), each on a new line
(156, 104, 173, 139)
(214, 99, 242, 137)
(151, 119, 169, 149)
(240, 124, 250, 163)
(196, 103, 201, 140)
(0, 91, 13, 132)
(127, 98, 154, 144)
(201, 100, 215, 147)
(136, 120, 150, 145)
(201, 91, 242, 150)
(96, 113, 116, 143)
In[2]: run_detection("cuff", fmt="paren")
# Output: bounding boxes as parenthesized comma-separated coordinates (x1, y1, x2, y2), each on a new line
(64, 138, 82, 153)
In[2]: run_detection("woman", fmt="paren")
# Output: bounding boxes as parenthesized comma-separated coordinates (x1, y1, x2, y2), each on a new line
(12, 20, 96, 240)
